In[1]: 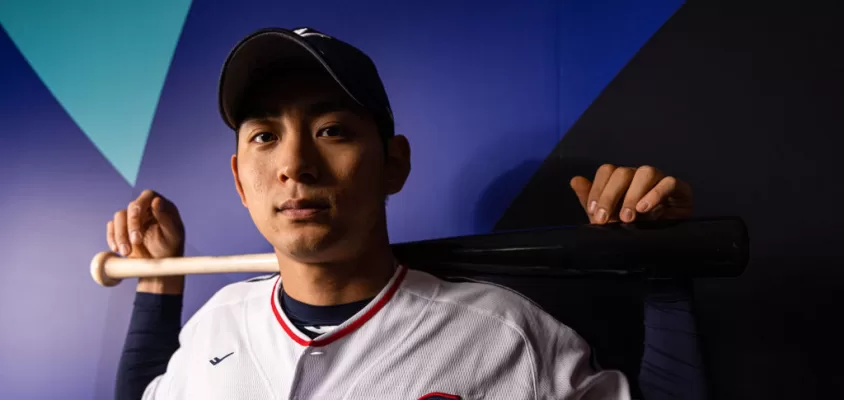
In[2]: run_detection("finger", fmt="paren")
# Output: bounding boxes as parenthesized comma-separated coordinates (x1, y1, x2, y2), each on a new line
(595, 167, 635, 224)
(620, 166, 664, 223)
(151, 196, 183, 242)
(106, 220, 117, 252)
(113, 210, 131, 256)
(127, 190, 157, 244)
(637, 176, 678, 213)
(587, 164, 616, 216)
(569, 176, 593, 212)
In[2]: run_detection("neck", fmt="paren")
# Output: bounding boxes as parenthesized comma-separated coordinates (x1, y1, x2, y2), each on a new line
(275, 229, 396, 306)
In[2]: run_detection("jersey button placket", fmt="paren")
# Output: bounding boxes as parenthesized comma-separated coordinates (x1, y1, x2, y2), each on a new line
(289, 344, 329, 399)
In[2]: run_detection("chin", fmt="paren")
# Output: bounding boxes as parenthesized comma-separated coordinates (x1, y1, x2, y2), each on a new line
(273, 227, 340, 260)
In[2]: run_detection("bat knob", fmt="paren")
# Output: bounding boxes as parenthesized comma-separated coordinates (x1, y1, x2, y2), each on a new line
(91, 251, 122, 287)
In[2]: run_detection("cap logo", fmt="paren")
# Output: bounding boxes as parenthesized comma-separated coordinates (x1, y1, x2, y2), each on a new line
(293, 28, 332, 40)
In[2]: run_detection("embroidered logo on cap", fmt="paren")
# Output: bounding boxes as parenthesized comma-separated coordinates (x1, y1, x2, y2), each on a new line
(293, 27, 332, 40)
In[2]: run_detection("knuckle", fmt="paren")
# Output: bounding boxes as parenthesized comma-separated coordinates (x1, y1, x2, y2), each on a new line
(598, 164, 616, 174)
(114, 229, 127, 240)
(639, 165, 659, 173)
(649, 189, 664, 200)
(637, 165, 657, 178)
(598, 189, 616, 203)
(616, 167, 635, 178)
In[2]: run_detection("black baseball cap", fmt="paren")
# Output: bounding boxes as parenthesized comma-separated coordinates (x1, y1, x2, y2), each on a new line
(218, 27, 395, 138)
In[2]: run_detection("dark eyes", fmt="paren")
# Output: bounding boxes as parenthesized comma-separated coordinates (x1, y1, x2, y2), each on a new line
(251, 132, 277, 144)
(317, 126, 346, 138)
(249, 125, 346, 144)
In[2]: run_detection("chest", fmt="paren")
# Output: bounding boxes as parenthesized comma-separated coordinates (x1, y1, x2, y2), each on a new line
(181, 330, 532, 399)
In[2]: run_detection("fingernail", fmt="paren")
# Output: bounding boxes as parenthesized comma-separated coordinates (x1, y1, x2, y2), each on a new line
(637, 201, 650, 213)
(130, 231, 141, 244)
(119, 244, 130, 256)
(621, 208, 634, 222)
(595, 208, 608, 224)
(588, 201, 597, 214)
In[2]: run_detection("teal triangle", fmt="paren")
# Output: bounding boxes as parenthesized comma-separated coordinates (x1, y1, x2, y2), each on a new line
(0, 0, 193, 185)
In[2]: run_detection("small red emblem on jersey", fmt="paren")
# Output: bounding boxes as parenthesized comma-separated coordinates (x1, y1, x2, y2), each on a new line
(418, 393, 461, 400)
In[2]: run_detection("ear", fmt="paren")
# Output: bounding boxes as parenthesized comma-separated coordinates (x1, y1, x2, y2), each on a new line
(385, 134, 411, 195)
(231, 154, 248, 207)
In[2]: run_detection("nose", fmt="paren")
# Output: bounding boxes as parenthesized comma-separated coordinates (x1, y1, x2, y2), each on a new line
(277, 129, 319, 185)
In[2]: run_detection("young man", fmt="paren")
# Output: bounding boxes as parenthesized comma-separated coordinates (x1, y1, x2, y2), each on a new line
(111, 27, 699, 399)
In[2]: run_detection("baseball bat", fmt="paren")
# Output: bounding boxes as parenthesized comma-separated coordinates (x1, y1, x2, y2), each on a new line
(90, 217, 748, 287)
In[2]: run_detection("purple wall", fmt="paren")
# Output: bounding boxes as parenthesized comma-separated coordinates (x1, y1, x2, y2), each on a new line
(0, 1, 679, 398)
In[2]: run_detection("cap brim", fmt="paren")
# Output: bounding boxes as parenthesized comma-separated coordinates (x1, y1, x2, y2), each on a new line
(218, 29, 345, 130)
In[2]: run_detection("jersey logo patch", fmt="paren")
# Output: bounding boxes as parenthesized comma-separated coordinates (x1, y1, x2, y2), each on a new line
(418, 393, 461, 400)
(209, 351, 234, 366)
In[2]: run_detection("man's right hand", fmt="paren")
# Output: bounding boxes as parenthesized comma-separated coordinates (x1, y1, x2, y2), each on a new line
(107, 190, 186, 294)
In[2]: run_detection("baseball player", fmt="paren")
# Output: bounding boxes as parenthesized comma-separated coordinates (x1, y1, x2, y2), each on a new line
(110, 27, 702, 399)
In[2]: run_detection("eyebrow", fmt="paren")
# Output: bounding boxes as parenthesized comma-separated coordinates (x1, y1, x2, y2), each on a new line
(306, 99, 362, 118)
(240, 99, 364, 126)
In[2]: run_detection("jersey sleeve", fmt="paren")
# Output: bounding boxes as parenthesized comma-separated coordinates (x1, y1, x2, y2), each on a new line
(530, 309, 632, 399)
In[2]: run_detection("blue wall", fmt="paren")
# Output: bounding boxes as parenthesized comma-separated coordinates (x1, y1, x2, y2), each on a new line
(0, 1, 680, 398)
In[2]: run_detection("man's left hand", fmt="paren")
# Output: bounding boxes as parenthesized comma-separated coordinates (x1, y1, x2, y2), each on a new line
(569, 164, 693, 225)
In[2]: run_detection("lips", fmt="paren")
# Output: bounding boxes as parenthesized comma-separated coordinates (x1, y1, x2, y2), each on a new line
(277, 199, 330, 219)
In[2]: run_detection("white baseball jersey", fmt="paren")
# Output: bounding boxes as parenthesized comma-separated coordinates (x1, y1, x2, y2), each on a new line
(142, 265, 630, 399)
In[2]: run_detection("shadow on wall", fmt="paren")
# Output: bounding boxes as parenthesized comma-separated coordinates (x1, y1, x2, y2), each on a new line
(472, 159, 545, 233)
(452, 129, 559, 235)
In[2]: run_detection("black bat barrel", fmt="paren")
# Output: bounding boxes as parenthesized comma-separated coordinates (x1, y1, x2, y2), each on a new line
(391, 217, 748, 279)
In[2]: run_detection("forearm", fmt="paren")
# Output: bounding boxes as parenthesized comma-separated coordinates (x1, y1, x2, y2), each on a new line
(638, 281, 707, 400)
(115, 292, 183, 400)
(137, 276, 185, 295)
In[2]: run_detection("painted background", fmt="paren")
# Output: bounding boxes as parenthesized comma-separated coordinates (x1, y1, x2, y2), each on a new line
(2, 1, 841, 399)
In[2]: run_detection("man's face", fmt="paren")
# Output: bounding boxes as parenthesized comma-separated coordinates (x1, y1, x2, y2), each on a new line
(231, 71, 409, 263)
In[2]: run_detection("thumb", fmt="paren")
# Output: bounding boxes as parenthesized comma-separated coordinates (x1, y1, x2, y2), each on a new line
(569, 176, 592, 212)
(151, 196, 183, 242)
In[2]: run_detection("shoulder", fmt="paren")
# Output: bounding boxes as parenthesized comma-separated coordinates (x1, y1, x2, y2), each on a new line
(208, 272, 277, 306)
(401, 269, 578, 340)
(186, 273, 278, 326)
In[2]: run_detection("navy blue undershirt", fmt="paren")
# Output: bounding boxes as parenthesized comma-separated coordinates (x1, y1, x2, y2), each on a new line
(115, 293, 183, 400)
(281, 291, 373, 339)
(639, 281, 707, 400)
(115, 280, 704, 400)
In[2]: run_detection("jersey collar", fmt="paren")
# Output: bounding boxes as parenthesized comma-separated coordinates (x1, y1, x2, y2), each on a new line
(270, 264, 408, 347)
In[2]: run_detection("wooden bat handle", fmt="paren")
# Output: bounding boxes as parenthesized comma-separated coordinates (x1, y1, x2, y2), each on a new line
(90, 251, 278, 287)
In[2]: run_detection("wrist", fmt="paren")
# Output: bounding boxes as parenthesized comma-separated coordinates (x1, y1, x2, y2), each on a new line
(137, 276, 185, 295)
